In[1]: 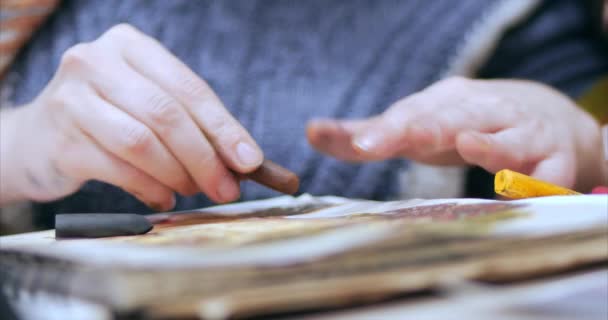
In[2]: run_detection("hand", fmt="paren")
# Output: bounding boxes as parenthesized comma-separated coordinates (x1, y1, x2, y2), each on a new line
(307, 77, 605, 191)
(0, 24, 263, 210)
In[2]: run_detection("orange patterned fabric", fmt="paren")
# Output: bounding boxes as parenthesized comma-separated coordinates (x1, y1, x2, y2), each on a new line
(0, 0, 59, 79)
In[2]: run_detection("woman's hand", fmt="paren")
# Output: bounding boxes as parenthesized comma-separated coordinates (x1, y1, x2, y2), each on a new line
(307, 77, 605, 192)
(0, 24, 263, 210)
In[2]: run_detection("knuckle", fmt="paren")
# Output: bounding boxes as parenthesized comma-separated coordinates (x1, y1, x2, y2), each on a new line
(440, 76, 471, 91)
(106, 23, 139, 38)
(146, 92, 181, 127)
(206, 117, 240, 142)
(479, 94, 506, 107)
(46, 85, 71, 111)
(392, 93, 426, 115)
(403, 92, 426, 107)
(120, 123, 155, 154)
(61, 43, 93, 70)
(199, 152, 219, 167)
(528, 119, 546, 134)
(99, 24, 146, 46)
(179, 76, 210, 99)
(46, 84, 84, 118)
(463, 93, 508, 115)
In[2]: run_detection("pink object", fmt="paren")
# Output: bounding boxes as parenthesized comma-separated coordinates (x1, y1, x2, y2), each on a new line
(591, 186, 608, 194)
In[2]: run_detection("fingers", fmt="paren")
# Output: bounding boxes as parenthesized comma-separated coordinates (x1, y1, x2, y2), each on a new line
(455, 126, 547, 173)
(103, 24, 263, 173)
(530, 153, 576, 188)
(307, 76, 579, 189)
(455, 126, 576, 188)
(69, 24, 245, 203)
(350, 78, 519, 159)
(308, 117, 468, 165)
(90, 74, 239, 203)
(349, 98, 422, 159)
(83, 58, 239, 202)
(67, 86, 198, 197)
(307, 118, 377, 162)
(64, 133, 175, 211)
(310, 77, 540, 169)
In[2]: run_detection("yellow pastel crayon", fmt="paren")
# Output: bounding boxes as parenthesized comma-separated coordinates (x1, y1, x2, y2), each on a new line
(494, 169, 581, 199)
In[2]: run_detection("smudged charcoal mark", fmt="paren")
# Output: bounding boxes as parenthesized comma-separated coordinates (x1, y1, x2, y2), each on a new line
(371, 202, 527, 221)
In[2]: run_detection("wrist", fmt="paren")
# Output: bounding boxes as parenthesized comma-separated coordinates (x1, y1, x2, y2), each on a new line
(0, 106, 41, 204)
(0, 108, 26, 204)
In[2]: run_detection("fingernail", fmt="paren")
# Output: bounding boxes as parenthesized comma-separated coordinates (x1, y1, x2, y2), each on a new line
(353, 131, 384, 153)
(217, 177, 239, 203)
(236, 142, 263, 168)
(167, 194, 176, 210)
(148, 194, 175, 212)
(148, 202, 164, 212)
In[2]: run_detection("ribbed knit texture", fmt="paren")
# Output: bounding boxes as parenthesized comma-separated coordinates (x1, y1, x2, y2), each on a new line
(0, 0, 59, 78)
(5, 0, 607, 215)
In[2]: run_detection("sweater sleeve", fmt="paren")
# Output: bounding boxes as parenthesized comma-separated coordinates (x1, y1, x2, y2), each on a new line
(478, 0, 608, 98)
(0, 0, 58, 80)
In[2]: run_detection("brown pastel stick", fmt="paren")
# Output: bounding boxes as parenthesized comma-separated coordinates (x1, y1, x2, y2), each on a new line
(241, 159, 299, 195)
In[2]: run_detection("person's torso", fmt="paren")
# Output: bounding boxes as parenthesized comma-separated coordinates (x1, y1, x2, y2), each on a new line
(7, 0, 497, 214)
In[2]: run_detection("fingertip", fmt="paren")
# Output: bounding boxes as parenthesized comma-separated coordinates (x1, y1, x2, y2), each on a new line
(166, 193, 177, 211)
(530, 154, 576, 188)
(234, 141, 264, 172)
(215, 173, 241, 203)
(146, 192, 176, 212)
(179, 182, 200, 197)
(305, 119, 329, 147)
(307, 119, 359, 160)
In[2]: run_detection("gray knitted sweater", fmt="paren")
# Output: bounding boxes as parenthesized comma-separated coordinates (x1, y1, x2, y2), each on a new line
(6, 0, 607, 215)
